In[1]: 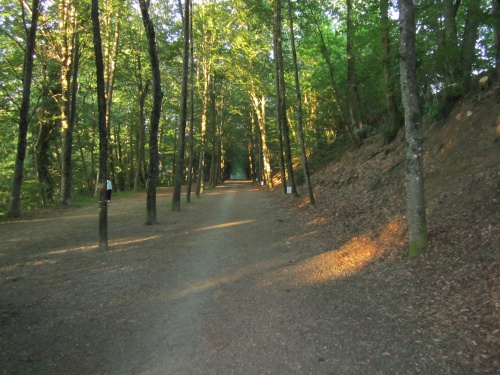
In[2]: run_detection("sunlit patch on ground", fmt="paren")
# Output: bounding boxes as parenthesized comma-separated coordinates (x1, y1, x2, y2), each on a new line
(0, 258, 58, 272)
(45, 244, 97, 255)
(160, 257, 289, 302)
(278, 218, 406, 287)
(42, 235, 162, 256)
(192, 220, 255, 232)
(108, 236, 162, 251)
(0, 214, 96, 225)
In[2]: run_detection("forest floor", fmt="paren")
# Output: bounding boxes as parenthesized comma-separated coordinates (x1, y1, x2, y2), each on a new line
(0, 85, 499, 374)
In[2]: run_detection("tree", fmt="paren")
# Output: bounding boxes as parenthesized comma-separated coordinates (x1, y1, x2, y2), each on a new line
(7, 0, 41, 218)
(380, 0, 401, 141)
(34, 46, 59, 205)
(273, 2, 287, 195)
(58, 0, 79, 206)
(398, 0, 427, 257)
(305, 1, 359, 145)
(495, 0, 500, 76)
(250, 92, 273, 188)
(345, 0, 364, 137)
(172, 0, 190, 211)
(103, 0, 122, 189)
(186, 0, 195, 203)
(460, 0, 482, 91)
(274, 0, 297, 196)
(287, 0, 314, 205)
(91, 0, 109, 251)
(139, 0, 163, 224)
(194, 2, 217, 197)
(134, 52, 149, 192)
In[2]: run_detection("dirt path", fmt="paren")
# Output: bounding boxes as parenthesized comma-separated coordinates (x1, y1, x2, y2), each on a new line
(1, 181, 472, 374)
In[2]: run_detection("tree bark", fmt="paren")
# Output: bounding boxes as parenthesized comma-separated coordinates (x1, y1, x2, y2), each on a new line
(61, 22, 80, 207)
(460, 0, 481, 91)
(8, 0, 40, 218)
(139, 0, 163, 223)
(103, 6, 121, 186)
(380, 0, 401, 141)
(186, 1, 195, 203)
(398, 0, 428, 257)
(172, 0, 190, 211)
(91, 0, 108, 251)
(35, 49, 58, 205)
(209, 77, 217, 188)
(275, 0, 297, 197)
(287, 0, 314, 205)
(250, 93, 272, 188)
(442, 0, 461, 85)
(134, 55, 149, 192)
(273, 3, 287, 194)
(196, 68, 211, 197)
(495, 0, 500, 76)
(346, 0, 364, 137)
(59, 0, 76, 207)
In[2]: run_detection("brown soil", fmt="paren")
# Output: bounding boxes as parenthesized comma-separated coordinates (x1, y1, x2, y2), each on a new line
(1, 86, 499, 374)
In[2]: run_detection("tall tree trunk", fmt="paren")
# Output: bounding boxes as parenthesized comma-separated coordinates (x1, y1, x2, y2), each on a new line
(91, 0, 109, 251)
(380, 0, 401, 142)
(104, 5, 121, 186)
(35, 50, 57, 205)
(461, 0, 481, 91)
(35, 113, 54, 206)
(139, 0, 163, 223)
(61, 26, 80, 207)
(186, 2, 195, 203)
(442, 0, 461, 84)
(196, 66, 211, 197)
(399, 0, 428, 257)
(273, 6, 287, 194)
(250, 93, 272, 188)
(216, 122, 222, 183)
(59, 0, 77, 206)
(134, 57, 149, 192)
(275, 0, 297, 196)
(209, 77, 217, 188)
(494, 0, 500, 76)
(247, 117, 256, 182)
(287, 0, 314, 205)
(172, 0, 190, 211)
(251, 111, 263, 183)
(8, 0, 40, 218)
(346, 0, 364, 137)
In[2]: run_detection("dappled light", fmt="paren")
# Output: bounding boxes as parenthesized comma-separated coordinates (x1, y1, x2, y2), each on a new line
(274, 218, 406, 287)
(192, 220, 254, 232)
(156, 218, 405, 303)
(108, 236, 163, 253)
(0, 258, 57, 272)
(0, 214, 95, 224)
(42, 235, 162, 256)
(280, 235, 379, 285)
(45, 244, 97, 256)
(163, 257, 287, 302)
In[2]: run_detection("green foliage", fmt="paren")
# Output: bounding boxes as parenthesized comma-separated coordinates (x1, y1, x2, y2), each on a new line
(379, 123, 399, 143)
(307, 133, 350, 173)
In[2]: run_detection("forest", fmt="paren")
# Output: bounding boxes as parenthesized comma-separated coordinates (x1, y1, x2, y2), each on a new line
(1, 0, 499, 247)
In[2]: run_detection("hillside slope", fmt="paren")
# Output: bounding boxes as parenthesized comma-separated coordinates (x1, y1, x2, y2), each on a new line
(273, 82, 500, 372)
